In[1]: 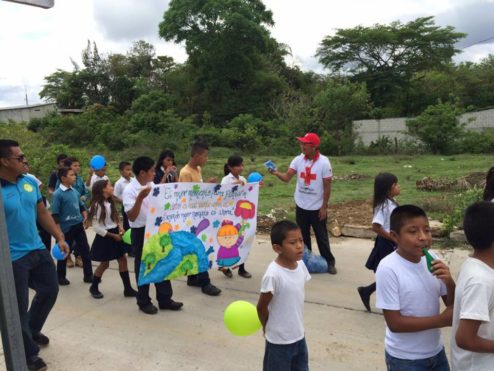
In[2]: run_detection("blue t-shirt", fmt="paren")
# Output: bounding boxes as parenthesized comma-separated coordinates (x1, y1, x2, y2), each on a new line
(1, 175, 45, 261)
(51, 185, 85, 233)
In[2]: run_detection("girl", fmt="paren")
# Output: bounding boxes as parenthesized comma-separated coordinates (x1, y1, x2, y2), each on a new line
(154, 149, 178, 184)
(220, 155, 251, 278)
(88, 179, 137, 299)
(483, 166, 494, 201)
(357, 172, 400, 312)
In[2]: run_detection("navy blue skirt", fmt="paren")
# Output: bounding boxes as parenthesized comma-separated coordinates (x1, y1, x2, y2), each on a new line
(365, 236, 396, 272)
(90, 227, 125, 262)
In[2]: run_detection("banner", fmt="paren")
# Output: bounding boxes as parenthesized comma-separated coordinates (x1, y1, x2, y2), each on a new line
(138, 182, 259, 285)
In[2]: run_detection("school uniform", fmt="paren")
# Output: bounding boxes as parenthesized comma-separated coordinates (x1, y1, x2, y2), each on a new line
(90, 201, 125, 262)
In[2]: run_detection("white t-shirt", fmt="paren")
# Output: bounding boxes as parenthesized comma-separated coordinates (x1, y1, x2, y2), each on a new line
(451, 258, 494, 371)
(91, 201, 118, 237)
(221, 173, 247, 185)
(289, 153, 332, 210)
(376, 251, 447, 360)
(89, 174, 110, 191)
(122, 178, 152, 228)
(260, 260, 311, 344)
(114, 176, 133, 200)
(372, 199, 398, 233)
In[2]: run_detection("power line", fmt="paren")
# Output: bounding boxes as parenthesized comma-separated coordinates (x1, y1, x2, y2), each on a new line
(461, 36, 494, 49)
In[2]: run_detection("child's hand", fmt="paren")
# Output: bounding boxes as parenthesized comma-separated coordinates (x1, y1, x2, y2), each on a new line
(206, 177, 218, 183)
(431, 259, 454, 285)
(88, 168, 94, 176)
(138, 186, 152, 199)
(118, 226, 124, 235)
(113, 233, 122, 242)
(438, 306, 453, 327)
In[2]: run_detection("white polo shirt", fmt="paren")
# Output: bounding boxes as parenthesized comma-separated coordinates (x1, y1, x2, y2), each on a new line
(289, 153, 332, 210)
(114, 176, 133, 200)
(221, 173, 247, 185)
(122, 178, 152, 228)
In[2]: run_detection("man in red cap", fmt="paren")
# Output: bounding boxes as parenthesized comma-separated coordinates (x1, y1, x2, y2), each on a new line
(269, 132, 336, 274)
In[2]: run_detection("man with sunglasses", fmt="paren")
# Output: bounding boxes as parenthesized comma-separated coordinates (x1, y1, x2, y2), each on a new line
(0, 139, 69, 371)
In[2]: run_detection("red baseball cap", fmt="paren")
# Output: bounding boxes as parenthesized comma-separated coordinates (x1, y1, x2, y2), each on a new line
(296, 132, 320, 147)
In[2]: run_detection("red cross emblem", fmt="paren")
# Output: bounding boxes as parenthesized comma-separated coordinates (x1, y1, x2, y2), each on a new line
(300, 167, 316, 185)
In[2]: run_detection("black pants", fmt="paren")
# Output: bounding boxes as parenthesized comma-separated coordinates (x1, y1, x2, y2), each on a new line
(296, 206, 335, 268)
(38, 226, 52, 251)
(121, 206, 130, 231)
(131, 227, 173, 307)
(57, 223, 93, 279)
(12, 249, 58, 359)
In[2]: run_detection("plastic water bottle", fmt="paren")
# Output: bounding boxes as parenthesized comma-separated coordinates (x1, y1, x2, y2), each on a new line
(422, 247, 439, 272)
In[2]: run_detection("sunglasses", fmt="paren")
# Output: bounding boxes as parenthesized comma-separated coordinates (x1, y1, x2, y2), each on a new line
(8, 154, 26, 162)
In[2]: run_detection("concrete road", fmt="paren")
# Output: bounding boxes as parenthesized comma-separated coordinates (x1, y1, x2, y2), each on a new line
(0, 231, 470, 371)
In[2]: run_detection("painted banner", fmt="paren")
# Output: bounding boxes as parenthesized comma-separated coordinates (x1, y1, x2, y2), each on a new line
(138, 182, 259, 286)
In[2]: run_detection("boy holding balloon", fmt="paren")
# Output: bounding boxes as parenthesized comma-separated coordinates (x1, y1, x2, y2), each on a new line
(257, 220, 311, 371)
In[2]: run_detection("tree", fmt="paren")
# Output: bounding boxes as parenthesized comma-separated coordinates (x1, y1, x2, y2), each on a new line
(316, 17, 465, 115)
(406, 101, 465, 154)
(159, 0, 287, 122)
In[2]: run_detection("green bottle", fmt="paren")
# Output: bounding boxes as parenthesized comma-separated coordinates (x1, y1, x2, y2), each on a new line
(422, 247, 438, 272)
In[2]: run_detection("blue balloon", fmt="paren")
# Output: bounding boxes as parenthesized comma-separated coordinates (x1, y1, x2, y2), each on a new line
(52, 243, 67, 261)
(247, 172, 263, 183)
(90, 155, 106, 171)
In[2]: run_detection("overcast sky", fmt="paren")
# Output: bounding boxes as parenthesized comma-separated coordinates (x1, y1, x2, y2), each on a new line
(1, 0, 494, 108)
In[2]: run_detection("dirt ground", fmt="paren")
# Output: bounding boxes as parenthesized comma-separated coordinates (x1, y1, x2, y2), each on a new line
(330, 200, 373, 227)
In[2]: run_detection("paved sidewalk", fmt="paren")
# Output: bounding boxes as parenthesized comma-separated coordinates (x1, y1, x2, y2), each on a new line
(0, 231, 470, 371)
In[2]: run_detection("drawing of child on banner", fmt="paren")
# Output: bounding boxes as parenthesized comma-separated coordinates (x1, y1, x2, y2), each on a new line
(138, 182, 259, 286)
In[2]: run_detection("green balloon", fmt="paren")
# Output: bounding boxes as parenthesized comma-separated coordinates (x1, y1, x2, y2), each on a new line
(122, 229, 132, 245)
(224, 300, 261, 336)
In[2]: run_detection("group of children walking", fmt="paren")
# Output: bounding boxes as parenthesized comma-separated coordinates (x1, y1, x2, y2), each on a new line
(37, 143, 494, 371)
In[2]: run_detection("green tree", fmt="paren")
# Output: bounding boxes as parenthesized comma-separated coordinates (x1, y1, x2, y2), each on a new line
(159, 0, 287, 121)
(39, 69, 87, 108)
(406, 101, 465, 154)
(316, 17, 465, 115)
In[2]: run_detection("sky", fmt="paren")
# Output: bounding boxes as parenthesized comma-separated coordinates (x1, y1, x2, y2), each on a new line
(1, 0, 494, 108)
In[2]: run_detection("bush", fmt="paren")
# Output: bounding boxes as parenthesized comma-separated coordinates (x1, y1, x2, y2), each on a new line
(442, 187, 483, 235)
(459, 129, 494, 153)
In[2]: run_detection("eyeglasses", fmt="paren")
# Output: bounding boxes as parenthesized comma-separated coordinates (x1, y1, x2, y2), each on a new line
(8, 155, 26, 162)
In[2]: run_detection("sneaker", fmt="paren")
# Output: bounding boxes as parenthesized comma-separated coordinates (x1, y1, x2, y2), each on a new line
(139, 303, 158, 315)
(32, 332, 49, 346)
(238, 270, 252, 279)
(201, 283, 221, 296)
(123, 288, 138, 297)
(357, 287, 371, 312)
(75, 256, 84, 268)
(220, 268, 233, 278)
(159, 299, 183, 311)
(89, 287, 104, 299)
(58, 277, 70, 286)
(83, 275, 94, 283)
(27, 356, 47, 371)
(328, 266, 338, 275)
(66, 255, 75, 268)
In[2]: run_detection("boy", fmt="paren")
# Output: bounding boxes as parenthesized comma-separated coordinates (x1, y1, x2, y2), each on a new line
(86, 164, 110, 191)
(451, 201, 494, 370)
(257, 220, 311, 371)
(178, 141, 221, 296)
(122, 156, 183, 314)
(51, 167, 93, 285)
(48, 153, 67, 194)
(114, 161, 133, 231)
(376, 205, 455, 371)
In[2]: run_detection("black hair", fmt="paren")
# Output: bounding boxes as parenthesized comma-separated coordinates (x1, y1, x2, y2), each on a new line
(0, 139, 19, 158)
(119, 161, 131, 171)
(191, 141, 209, 157)
(132, 156, 154, 176)
(63, 156, 79, 168)
(56, 154, 68, 164)
(464, 201, 494, 250)
(390, 205, 427, 234)
(483, 167, 494, 201)
(270, 220, 300, 246)
(155, 150, 175, 170)
(57, 166, 73, 180)
(224, 155, 243, 176)
(373, 172, 398, 209)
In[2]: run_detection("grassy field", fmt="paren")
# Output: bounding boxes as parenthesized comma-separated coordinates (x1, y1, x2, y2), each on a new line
(103, 153, 491, 221)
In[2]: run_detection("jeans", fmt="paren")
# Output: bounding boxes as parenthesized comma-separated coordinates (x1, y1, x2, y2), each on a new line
(12, 249, 59, 359)
(131, 227, 173, 307)
(296, 206, 335, 268)
(385, 348, 450, 371)
(263, 338, 309, 371)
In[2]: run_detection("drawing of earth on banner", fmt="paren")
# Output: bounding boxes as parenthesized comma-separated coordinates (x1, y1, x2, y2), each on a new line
(138, 182, 259, 286)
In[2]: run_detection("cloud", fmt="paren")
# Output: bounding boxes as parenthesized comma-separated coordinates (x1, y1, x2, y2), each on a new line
(93, 0, 170, 42)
